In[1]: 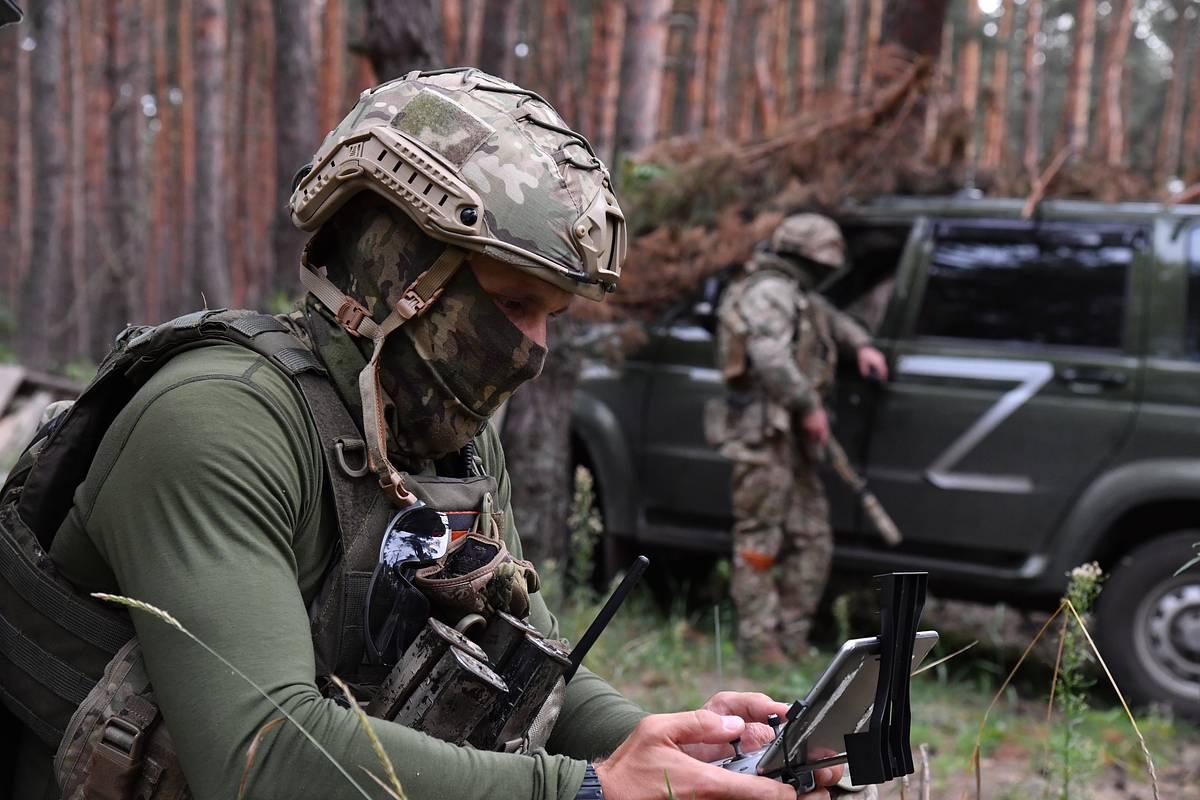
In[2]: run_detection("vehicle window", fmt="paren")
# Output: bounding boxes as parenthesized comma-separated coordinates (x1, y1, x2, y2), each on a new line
(1186, 226, 1200, 356)
(827, 224, 910, 334)
(915, 226, 1135, 350)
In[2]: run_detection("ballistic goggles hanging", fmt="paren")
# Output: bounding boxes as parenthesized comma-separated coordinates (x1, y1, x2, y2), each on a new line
(364, 502, 452, 666)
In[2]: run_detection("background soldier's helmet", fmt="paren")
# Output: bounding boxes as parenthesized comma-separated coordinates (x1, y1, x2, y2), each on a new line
(769, 213, 846, 270)
(289, 68, 626, 301)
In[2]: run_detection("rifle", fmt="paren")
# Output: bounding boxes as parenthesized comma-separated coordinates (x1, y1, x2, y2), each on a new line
(824, 435, 902, 547)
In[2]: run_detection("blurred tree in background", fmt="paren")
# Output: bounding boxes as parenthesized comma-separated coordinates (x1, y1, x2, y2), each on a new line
(2, 0, 1198, 368)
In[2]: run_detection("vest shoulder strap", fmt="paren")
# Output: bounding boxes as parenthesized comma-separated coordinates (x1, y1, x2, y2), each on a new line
(14, 310, 325, 546)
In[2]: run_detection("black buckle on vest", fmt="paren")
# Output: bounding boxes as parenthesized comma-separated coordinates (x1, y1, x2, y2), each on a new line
(98, 715, 147, 763)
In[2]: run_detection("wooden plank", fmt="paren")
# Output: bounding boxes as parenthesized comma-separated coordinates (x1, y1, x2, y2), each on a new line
(0, 364, 26, 416)
(0, 390, 53, 482)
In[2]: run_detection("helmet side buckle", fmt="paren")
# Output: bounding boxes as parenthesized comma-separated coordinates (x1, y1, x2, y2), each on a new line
(336, 298, 372, 336)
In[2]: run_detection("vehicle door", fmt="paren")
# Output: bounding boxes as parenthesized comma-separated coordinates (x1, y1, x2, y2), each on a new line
(862, 218, 1147, 569)
(631, 282, 733, 550)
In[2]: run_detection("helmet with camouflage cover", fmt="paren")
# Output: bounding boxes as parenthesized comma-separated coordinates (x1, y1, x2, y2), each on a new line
(290, 67, 626, 303)
(769, 213, 845, 270)
(288, 68, 626, 505)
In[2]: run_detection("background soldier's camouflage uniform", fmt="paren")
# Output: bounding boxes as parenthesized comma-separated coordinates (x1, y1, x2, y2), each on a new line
(710, 216, 871, 658)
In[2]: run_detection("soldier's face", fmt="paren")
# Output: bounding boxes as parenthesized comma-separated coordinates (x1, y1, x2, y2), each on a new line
(469, 256, 573, 348)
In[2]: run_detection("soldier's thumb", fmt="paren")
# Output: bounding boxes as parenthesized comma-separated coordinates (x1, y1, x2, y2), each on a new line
(652, 710, 746, 747)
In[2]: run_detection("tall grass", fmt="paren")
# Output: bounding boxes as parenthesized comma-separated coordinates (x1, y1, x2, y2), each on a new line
(94, 593, 403, 799)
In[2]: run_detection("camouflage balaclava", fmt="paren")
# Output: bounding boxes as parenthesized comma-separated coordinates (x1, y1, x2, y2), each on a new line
(311, 193, 545, 460)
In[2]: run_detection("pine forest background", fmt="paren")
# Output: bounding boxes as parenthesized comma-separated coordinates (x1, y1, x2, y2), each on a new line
(3, 0, 1200, 369)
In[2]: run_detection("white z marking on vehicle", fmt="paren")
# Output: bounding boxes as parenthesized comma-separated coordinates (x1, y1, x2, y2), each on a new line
(896, 355, 1054, 494)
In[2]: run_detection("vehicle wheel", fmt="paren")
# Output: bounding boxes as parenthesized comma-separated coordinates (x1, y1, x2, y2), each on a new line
(1095, 531, 1200, 718)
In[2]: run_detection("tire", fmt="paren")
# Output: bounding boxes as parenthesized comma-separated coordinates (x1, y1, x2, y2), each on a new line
(1094, 530, 1200, 719)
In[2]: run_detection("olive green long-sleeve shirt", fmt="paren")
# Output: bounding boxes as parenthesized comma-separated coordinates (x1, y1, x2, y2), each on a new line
(30, 344, 645, 800)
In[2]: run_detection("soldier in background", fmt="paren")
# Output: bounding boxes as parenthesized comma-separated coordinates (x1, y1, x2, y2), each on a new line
(710, 214, 889, 663)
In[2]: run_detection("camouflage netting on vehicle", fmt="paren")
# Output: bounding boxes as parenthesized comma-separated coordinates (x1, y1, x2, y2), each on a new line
(589, 46, 1167, 320)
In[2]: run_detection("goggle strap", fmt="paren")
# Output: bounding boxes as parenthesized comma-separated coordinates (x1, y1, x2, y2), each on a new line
(356, 247, 467, 505)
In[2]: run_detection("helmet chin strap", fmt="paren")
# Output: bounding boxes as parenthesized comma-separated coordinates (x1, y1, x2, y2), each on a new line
(299, 244, 467, 505)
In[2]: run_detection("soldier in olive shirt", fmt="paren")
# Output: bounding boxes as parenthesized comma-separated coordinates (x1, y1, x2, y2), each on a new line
(11, 71, 842, 800)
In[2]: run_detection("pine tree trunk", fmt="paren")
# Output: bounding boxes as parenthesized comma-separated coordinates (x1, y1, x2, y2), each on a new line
(195, 0, 230, 306)
(0, 23, 17, 300)
(1098, 0, 1135, 167)
(249, 0, 277, 307)
(1064, 0, 1097, 153)
(958, 0, 981, 162)
(615, 0, 671, 157)
(734, 3, 756, 140)
(545, 0, 576, 124)
(1021, 0, 1043, 175)
(14, 15, 33, 305)
(924, 20, 954, 156)
(772, 0, 791, 118)
(797, 0, 820, 113)
(99, 0, 145, 346)
(751, 0, 777, 135)
(318, 0, 346, 138)
(365, 0, 442, 79)
(658, 19, 683, 137)
(479, 0, 518, 77)
(443, 0, 463, 63)
(19, 0, 67, 368)
(177, 0, 198, 312)
(836, 0, 862, 106)
(587, 0, 624, 165)
(81, 0, 112, 353)
(147, 0, 170, 325)
(1155, 18, 1196, 183)
(462, 0, 485, 65)
(226, 0, 247, 307)
(273, 0, 317, 297)
(69, 2, 92, 355)
(687, 0, 713, 136)
(705, 0, 730, 134)
(1183, 29, 1200, 179)
(980, 0, 1013, 170)
(861, 0, 883, 93)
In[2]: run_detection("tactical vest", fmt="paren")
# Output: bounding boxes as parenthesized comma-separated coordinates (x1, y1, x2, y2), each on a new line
(0, 309, 558, 799)
(714, 265, 837, 395)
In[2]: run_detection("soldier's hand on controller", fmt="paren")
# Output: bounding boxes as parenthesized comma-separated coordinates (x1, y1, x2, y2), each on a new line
(856, 346, 888, 382)
(594, 710, 842, 800)
(801, 407, 831, 446)
(677, 691, 792, 762)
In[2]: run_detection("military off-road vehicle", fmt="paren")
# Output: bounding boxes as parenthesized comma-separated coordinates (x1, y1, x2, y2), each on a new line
(571, 196, 1200, 715)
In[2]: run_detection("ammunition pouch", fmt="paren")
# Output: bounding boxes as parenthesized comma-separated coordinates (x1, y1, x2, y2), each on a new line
(55, 640, 190, 800)
(369, 613, 569, 754)
(414, 533, 540, 620)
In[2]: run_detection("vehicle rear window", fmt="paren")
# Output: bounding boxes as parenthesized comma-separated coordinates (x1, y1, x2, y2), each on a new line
(915, 224, 1135, 351)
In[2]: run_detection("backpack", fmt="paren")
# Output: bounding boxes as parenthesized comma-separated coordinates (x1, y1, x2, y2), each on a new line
(0, 309, 326, 755)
